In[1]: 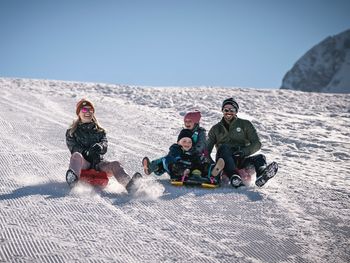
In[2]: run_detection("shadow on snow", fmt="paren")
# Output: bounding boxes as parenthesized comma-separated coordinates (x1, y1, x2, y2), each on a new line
(0, 181, 69, 200)
(111, 178, 264, 206)
(0, 178, 263, 204)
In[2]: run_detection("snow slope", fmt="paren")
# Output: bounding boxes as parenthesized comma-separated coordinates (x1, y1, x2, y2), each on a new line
(0, 78, 349, 263)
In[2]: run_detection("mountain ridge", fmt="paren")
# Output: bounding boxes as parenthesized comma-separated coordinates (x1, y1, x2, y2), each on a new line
(281, 29, 350, 93)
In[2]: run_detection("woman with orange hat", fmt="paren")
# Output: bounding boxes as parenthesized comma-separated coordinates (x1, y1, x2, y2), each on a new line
(65, 98, 142, 192)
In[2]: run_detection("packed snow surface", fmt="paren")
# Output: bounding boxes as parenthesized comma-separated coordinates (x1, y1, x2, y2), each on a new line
(0, 78, 349, 262)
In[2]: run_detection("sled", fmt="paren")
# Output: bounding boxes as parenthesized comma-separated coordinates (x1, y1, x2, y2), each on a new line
(171, 179, 220, 188)
(170, 159, 225, 189)
(79, 169, 110, 188)
(235, 166, 255, 186)
(170, 173, 220, 189)
(232, 162, 278, 187)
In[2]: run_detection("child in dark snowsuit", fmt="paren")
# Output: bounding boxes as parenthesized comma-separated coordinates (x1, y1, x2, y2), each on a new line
(142, 129, 224, 182)
(142, 111, 210, 176)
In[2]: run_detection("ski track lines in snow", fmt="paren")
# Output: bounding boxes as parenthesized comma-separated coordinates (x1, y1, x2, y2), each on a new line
(122, 193, 303, 262)
(0, 78, 349, 263)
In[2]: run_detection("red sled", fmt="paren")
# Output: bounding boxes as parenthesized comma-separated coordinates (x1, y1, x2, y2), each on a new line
(80, 169, 110, 188)
(235, 166, 256, 185)
(222, 166, 256, 186)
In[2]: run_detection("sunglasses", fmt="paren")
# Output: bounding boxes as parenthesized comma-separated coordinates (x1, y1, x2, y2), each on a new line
(81, 107, 94, 113)
(223, 108, 236, 113)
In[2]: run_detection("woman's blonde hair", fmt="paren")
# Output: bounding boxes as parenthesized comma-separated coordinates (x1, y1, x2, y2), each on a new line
(68, 115, 105, 137)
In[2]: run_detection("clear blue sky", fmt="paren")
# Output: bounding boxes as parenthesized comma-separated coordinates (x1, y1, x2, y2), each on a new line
(1, 0, 349, 89)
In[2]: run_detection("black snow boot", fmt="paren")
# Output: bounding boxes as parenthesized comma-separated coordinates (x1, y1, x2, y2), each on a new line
(66, 169, 78, 187)
(230, 174, 244, 188)
(255, 162, 278, 187)
(126, 172, 143, 194)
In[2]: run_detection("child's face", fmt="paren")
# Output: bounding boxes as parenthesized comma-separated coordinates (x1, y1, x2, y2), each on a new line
(184, 119, 195, 130)
(178, 137, 192, 151)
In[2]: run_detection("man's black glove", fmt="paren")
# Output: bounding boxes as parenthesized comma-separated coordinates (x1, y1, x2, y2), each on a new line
(232, 147, 245, 159)
(234, 151, 245, 158)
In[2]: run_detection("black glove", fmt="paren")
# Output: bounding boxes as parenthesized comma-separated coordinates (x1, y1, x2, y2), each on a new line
(81, 149, 90, 160)
(83, 143, 103, 162)
(232, 147, 245, 158)
(90, 143, 103, 154)
(232, 150, 245, 159)
(88, 143, 103, 157)
(201, 154, 214, 165)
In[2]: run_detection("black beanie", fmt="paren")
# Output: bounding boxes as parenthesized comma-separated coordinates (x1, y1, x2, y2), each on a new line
(222, 98, 239, 111)
(177, 129, 193, 142)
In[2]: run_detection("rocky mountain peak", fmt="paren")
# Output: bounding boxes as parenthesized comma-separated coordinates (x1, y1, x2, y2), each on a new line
(281, 29, 350, 93)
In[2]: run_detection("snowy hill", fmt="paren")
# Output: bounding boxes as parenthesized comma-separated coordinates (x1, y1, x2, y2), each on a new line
(0, 78, 349, 263)
(281, 29, 350, 93)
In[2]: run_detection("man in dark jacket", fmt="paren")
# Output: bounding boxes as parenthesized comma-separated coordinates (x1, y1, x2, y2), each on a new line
(207, 98, 278, 187)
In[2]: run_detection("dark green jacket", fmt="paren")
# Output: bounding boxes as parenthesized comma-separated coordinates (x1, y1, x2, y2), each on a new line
(207, 117, 261, 156)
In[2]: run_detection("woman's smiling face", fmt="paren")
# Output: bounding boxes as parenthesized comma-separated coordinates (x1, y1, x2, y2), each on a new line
(79, 106, 94, 123)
